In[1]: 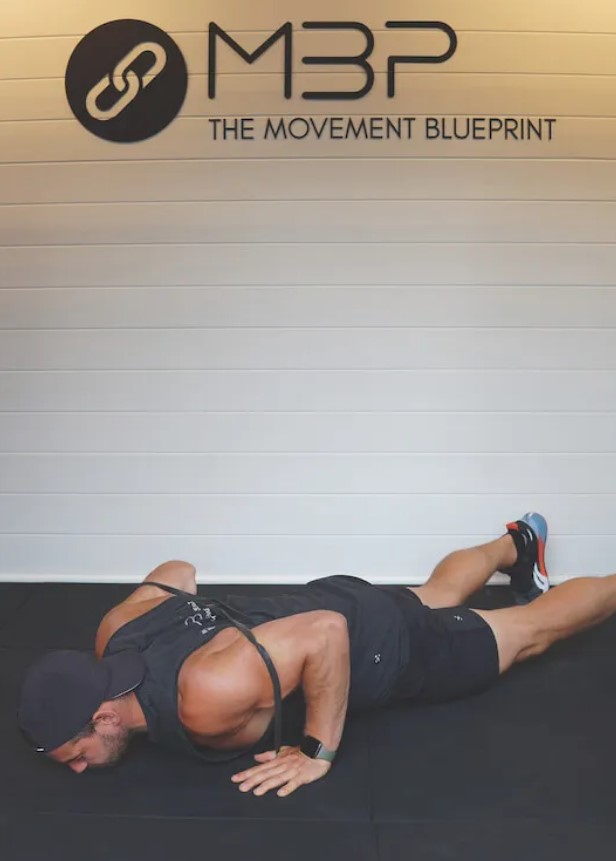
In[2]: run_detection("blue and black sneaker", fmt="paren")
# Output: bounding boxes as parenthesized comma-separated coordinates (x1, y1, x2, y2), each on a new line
(500, 512, 550, 605)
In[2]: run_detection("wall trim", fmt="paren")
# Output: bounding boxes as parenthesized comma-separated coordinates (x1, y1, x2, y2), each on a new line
(0, 572, 571, 585)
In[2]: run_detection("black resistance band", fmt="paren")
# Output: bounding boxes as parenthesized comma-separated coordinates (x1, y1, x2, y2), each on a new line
(146, 582, 282, 754)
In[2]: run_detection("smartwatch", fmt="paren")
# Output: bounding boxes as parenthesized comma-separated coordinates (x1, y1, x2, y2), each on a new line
(300, 735, 337, 763)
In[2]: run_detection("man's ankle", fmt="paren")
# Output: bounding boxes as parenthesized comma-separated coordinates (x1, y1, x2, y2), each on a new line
(499, 534, 518, 569)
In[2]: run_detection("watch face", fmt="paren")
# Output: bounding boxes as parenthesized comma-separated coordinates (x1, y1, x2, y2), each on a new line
(301, 736, 321, 758)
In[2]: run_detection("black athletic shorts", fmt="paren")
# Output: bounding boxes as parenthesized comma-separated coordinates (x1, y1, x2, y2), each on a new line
(383, 586, 500, 704)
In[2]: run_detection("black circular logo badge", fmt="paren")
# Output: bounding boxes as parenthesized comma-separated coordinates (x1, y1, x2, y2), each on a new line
(65, 19, 188, 143)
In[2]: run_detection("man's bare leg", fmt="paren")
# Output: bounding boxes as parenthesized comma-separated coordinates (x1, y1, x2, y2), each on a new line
(472, 573, 616, 674)
(409, 535, 517, 609)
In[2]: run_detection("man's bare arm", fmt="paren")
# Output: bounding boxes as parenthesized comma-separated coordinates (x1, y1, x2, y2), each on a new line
(140, 560, 197, 595)
(298, 612, 350, 750)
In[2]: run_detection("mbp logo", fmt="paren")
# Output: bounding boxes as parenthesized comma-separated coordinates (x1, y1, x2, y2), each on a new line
(65, 19, 188, 142)
(209, 21, 457, 99)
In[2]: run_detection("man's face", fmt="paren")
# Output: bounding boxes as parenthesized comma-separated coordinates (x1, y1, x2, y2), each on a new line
(50, 723, 133, 773)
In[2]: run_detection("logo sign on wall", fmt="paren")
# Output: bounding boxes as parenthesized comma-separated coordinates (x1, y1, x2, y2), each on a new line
(65, 19, 188, 142)
(66, 18, 556, 146)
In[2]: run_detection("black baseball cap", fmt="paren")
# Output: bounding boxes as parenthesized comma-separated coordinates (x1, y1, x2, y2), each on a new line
(17, 649, 146, 753)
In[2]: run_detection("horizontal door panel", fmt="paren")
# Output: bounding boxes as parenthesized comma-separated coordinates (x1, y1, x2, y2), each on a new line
(4, 201, 616, 245)
(1, 453, 614, 493)
(3, 287, 616, 328)
(1, 411, 615, 453)
(2, 492, 615, 535)
(3, 243, 616, 287)
(1, 328, 615, 370)
(1, 370, 613, 411)
(3, 160, 615, 204)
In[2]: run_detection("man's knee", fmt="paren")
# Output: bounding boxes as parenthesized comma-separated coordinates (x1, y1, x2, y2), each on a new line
(508, 610, 553, 664)
(476, 607, 544, 673)
(514, 634, 550, 663)
(410, 583, 466, 610)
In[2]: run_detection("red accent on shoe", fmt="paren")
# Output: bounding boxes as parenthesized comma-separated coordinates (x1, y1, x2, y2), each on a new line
(536, 536, 548, 578)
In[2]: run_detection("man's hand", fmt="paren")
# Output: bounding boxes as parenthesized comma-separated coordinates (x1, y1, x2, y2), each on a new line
(231, 746, 332, 797)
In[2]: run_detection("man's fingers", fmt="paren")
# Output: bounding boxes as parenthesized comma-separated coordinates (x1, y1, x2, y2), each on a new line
(232, 761, 279, 782)
(253, 772, 295, 796)
(236, 762, 292, 792)
(232, 747, 292, 780)
(252, 750, 277, 763)
(255, 746, 293, 761)
(232, 762, 269, 781)
(277, 779, 300, 797)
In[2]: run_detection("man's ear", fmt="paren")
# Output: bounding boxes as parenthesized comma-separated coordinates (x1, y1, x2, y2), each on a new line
(92, 702, 122, 728)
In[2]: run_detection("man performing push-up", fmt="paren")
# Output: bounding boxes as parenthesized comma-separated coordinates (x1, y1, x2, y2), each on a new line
(17, 513, 616, 798)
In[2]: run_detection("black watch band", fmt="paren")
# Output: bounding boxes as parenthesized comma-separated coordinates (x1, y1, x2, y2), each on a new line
(300, 735, 336, 763)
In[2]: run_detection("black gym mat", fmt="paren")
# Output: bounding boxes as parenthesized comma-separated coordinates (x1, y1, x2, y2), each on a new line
(1, 583, 615, 861)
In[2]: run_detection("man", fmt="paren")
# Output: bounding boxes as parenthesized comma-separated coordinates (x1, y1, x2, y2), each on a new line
(17, 513, 616, 798)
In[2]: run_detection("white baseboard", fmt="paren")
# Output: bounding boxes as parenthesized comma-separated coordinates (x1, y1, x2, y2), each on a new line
(0, 572, 571, 585)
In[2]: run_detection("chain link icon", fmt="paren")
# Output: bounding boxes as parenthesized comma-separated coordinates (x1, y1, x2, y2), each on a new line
(85, 41, 167, 122)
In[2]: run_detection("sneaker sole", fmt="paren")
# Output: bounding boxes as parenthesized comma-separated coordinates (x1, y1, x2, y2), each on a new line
(521, 512, 550, 595)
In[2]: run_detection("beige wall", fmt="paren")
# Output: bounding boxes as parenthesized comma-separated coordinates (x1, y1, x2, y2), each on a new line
(1, 1, 615, 581)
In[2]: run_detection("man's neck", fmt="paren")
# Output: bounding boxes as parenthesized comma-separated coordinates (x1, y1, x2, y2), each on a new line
(120, 692, 148, 733)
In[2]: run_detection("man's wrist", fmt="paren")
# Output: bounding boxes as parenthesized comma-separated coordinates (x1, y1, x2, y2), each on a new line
(300, 735, 337, 763)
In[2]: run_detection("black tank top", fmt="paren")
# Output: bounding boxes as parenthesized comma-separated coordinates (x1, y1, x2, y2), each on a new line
(103, 575, 417, 762)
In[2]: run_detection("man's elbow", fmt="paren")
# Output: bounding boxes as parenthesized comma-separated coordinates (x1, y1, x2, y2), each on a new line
(145, 560, 197, 593)
(313, 610, 349, 644)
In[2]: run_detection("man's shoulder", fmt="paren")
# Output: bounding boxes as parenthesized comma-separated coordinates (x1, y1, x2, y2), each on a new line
(94, 562, 197, 657)
(178, 635, 266, 739)
(95, 593, 172, 657)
